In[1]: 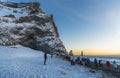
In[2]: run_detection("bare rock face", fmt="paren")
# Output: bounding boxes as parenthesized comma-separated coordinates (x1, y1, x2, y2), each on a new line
(0, 2, 66, 54)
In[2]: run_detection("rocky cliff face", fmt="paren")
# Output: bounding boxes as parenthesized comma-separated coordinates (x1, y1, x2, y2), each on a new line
(0, 2, 66, 54)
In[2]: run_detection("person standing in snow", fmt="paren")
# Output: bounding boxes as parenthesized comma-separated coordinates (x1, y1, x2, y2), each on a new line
(81, 57, 86, 66)
(106, 61, 111, 68)
(70, 55, 73, 65)
(70, 55, 75, 65)
(72, 55, 76, 65)
(94, 58, 98, 69)
(113, 61, 118, 72)
(86, 57, 90, 67)
(44, 52, 47, 65)
(105, 61, 111, 71)
(98, 60, 103, 67)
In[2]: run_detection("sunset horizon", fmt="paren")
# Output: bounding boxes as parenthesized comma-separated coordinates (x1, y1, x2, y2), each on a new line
(3, 0, 120, 56)
(13, 0, 120, 56)
(0, 1, 120, 78)
(68, 49, 120, 56)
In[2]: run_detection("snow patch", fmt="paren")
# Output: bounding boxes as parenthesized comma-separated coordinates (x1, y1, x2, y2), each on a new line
(0, 45, 103, 78)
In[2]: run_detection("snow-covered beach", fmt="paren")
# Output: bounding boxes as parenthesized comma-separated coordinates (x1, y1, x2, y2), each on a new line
(0, 45, 107, 78)
(0, 1, 119, 78)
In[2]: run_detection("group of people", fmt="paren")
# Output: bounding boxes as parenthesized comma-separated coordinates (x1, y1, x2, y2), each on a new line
(67, 50, 119, 72)
(93, 58, 118, 72)
(43, 51, 119, 73)
(69, 55, 118, 72)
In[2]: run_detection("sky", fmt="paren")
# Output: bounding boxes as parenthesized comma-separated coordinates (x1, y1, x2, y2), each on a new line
(3, 0, 120, 55)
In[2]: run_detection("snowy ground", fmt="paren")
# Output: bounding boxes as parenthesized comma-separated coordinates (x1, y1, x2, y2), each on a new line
(0, 45, 104, 78)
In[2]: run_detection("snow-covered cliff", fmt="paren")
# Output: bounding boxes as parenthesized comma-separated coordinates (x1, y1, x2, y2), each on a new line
(0, 2, 66, 54)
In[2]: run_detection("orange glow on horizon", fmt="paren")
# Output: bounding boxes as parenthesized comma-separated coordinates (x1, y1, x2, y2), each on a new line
(67, 49, 120, 56)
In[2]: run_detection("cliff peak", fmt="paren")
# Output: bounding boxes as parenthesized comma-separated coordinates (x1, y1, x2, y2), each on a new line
(0, 2, 66, 54)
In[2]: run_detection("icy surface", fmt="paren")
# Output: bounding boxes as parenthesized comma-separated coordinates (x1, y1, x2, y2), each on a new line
(0, 45, 102, 78)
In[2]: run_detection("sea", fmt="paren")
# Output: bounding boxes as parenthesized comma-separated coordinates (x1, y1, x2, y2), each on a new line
(77, 55, 120, 65)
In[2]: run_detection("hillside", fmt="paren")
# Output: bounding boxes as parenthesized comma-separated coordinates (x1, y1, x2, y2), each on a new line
(0, 2, 66, 54)
(0, 45, 105, 78)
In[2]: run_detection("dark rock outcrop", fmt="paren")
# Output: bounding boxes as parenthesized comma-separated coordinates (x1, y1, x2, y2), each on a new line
(0, 2, 66, 54)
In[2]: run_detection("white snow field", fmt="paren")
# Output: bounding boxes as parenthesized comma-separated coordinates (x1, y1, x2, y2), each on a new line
(0, 45, 103, 78)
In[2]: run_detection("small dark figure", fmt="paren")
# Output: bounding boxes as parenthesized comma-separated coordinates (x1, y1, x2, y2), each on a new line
(70, 55, 75, 65)
(106, 61, 111, 67)
(81, 57, 86, 66)
(44, 53, 47, 65)
(70, 55, 73, 65)
(106, 61, 111, 71)
(75, 56, 80, 64)
(99, 60, 102, 67)
(113, 61, 118, 72)
(86, 57, 90, 67)
(94, 58, 98, 68)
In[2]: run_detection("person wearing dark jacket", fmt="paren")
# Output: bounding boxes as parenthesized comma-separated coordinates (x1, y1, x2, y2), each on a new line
(94, 58, 98, 68)
(44, 53, 47, 65)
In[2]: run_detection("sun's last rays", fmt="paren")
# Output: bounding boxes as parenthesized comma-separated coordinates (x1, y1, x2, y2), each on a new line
(70, 49, 120, 56)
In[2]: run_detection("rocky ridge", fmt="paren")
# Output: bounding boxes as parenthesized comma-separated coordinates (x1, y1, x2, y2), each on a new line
(0, 2, 66, 54)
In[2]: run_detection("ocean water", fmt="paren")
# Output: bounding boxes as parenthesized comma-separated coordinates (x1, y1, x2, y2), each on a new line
(84, 56, 120, 65)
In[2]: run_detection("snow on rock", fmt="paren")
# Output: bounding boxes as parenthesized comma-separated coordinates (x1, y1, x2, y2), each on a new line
(0, 45, 103, 78)
(0, 2, 66, 54)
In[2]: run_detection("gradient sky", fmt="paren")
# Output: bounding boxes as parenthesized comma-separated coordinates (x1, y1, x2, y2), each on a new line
(3, 0, 120, 55)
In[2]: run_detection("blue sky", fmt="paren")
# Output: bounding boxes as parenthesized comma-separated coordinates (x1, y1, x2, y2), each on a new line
(3, 0, 120, 54)
(37, 0, 120, 52)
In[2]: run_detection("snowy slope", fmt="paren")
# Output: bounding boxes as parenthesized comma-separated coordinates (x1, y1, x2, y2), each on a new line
(0, 45, 103, 78)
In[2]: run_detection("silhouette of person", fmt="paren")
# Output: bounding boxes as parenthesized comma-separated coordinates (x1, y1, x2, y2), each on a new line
(94, 58, 98, 68)
(44, 52, 47, 65)
(113, 61, 118, 72)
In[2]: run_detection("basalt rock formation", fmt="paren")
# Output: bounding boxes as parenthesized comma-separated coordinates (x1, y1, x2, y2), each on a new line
(0, 2, 66, 54)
